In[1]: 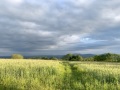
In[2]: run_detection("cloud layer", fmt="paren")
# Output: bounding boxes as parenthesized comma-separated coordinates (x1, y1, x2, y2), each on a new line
(0, 0, 120, 55)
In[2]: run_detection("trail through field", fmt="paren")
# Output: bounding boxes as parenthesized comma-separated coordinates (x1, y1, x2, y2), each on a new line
(0, 60, 120, 90)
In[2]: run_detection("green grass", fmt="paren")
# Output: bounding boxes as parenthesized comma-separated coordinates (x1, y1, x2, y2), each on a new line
(69, 61, 120, 90)
(0, 60, 120, 90)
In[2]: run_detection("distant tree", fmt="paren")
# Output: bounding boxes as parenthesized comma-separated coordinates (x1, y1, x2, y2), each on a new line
(94, 53, 120, 62)
(11, 54, 24, 59)
(49, 57, 58, 60)
(70, 55, 83, 61)
(41, 57, 49, 60)
(62, 53, 73, 61)
(84, 57, 94, 61)
(62, 54, 83, 61)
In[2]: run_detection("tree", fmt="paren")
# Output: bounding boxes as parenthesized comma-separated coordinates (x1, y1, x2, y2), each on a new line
(84, 57, 94, 61)
(70, 55, 83, 61)
(62, 53, 73, 61)
(49, 57, 58, 60)
(11, 54, 24, 59)
(41, 57, 49, 60)
(62, 54, 83, 61)
(94, 53, 120, 62)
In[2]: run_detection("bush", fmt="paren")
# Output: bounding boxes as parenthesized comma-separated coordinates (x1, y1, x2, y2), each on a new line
(84, 57, 94, 61)
(11, 54, 24, 59)
(49, 57, 58, 60)
(41, 57, 49, 60)
(62, 53, 73, 61)
(70, 55, 83, 61)
(62, 54, 83, 61)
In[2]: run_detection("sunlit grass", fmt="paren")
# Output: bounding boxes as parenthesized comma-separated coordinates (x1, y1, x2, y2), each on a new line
(0, 60, 120, 90)
(70, 61, 120, 90)
(0, 59, 67, 90)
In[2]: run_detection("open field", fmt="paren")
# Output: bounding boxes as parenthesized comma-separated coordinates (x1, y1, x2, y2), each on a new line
(0, 59, 120, 90)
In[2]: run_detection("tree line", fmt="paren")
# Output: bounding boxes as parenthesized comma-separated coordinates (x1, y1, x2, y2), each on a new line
(10, 53, 120, 62)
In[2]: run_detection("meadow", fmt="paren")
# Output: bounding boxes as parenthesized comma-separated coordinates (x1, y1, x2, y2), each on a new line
(0, 59, 120, 90)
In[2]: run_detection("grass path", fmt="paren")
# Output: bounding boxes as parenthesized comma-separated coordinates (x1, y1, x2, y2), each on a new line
(0, 60, 120, 90)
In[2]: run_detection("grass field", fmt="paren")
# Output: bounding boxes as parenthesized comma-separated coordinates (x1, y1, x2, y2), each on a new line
(0, 59, 120, 90)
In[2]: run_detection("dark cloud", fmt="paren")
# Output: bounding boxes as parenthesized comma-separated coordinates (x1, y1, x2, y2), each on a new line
(0, 0, 120, 56)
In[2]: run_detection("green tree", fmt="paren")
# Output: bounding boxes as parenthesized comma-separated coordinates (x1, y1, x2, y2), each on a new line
(62, 53, 73, 61)
(94, 53, 120, 62)
(49, 57, 58, 60)
(41, 57, 49, 60)
(11, 54, 24, 59)
(70, 55, 83, 61)
(84, 57, 94, 61)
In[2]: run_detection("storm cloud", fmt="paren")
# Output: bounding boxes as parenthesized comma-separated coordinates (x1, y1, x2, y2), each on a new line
(0, 0, 120, 56)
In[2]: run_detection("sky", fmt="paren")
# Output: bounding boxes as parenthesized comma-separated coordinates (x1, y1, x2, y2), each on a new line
(0, 0, 120, 56)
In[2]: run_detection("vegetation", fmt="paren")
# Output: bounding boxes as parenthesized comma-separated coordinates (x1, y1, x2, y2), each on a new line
(0, 60, 120, 90)
(62, 53, 83, 61)
(0, 60, 66, 90)
(11, 54, 24, 59)
(94, 53, 120, 62)
(27, 53, 120, 62)
(84, 57, 94, 61)
(62, 53, 120, 62)
(49, 57, 58, 60)
(69, 61, 120, 90)
(62, 53, 73, 61)
(30, 56, 58, 60)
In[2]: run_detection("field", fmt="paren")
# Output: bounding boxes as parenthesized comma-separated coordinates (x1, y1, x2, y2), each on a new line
(0, 60, 120, 90)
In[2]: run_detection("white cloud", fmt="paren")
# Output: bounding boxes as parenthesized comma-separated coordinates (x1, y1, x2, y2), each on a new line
(19, 21, 38, 28)
(72, 0, 95, 7)
(80, 38, 106, 44)
(58, 35, 80, 45)
(6, 0, 23, 5)
(48, 35, 81, 50)
(102, 9, 120, 22)
(0, 0, 120, 55)
(24, 30, 53, 37)
(114, 38, 120, 41)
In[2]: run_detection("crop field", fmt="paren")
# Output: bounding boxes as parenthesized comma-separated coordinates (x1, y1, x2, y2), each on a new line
(0, 60, 120, 90)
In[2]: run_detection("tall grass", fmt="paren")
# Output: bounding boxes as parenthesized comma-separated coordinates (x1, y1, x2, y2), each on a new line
(70, 62, 120, 90)
(0, 60, 68, 90)
(0, 60, 120, 90)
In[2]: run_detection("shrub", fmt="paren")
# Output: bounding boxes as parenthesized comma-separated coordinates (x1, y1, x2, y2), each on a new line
(11, 54, 24, 59)
(62, 53, 73, 61)
(62, 54, 83, 61)
(49, 57, 58, 60)
(70, 55, 83, 61)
